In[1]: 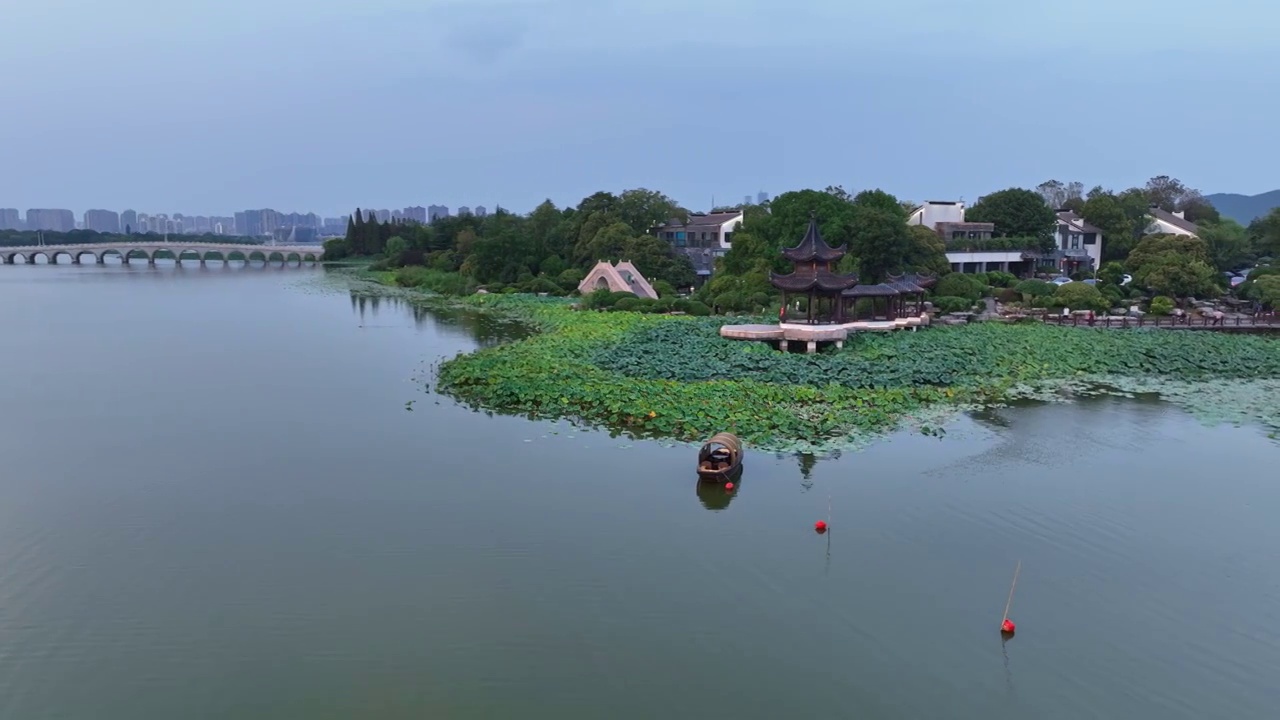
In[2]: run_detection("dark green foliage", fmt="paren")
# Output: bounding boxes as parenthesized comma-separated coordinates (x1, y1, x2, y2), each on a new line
(1052, 282, 1109, 312)
(985, 270, 1018, 288)
(1149, 296, 1175, 315)
(965, 188, 1057, 240)
(1014, 279, 1055, 299)
(931, 296, 976, 313)
(934, 273, 986, 302)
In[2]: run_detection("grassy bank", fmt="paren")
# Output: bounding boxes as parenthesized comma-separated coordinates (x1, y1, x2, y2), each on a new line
(334, 270, 1280, 451)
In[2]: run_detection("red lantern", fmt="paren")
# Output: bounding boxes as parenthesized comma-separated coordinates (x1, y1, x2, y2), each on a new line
(814, 520, 827, 533)
(1001, 618, 1016, 634)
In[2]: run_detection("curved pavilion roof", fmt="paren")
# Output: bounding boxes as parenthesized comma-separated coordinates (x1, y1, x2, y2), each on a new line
(770, 267, 860, 293)
(780, 214, 848, 264)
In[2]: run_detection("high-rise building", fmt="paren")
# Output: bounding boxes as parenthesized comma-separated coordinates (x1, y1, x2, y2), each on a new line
(120, 209, 138, 234)
(374, 209, 391, 223)
(84, 209, 121, 233)
(428, 205, 449, 221)
(457, 206, 471, 217)
(404, 206, 427, 223)
(757, 191, 769, 204)
(474, 206, 488, 217)
(0, 208, 22, 230)
(25, 208, 76, 232)
(744, 195, 752, 206)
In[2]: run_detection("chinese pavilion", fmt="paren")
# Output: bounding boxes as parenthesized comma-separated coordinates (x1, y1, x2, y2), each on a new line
(770, 213, 859, 324)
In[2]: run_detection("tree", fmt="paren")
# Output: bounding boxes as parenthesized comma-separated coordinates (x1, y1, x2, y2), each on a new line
(384, 235, 408, 263)
(765, 189, 859, 256)
(1251, 276, 1280, 308)
(616, 188, 684, 235)
(904, 225, 951, 276)
(1082, 189, 1150, 262)
(1142, 256, 1220, 299)
(1197, 219, 1251, 271)
(848, 189, 909, 282)
(1036, 179, 1084, 210)
(966, 188, 1056, 240)
(1143, 175, 1190, 212)
(1249, 208, 1280, 259)
(1178, 193, 1220, 224)
(1097, 261, 1128, 288)
(576, 221, 633, 266)
(1126, 233, 1219, 298)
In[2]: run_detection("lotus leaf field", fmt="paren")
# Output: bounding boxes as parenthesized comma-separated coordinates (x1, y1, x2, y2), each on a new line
(414, 291, 1280, 453)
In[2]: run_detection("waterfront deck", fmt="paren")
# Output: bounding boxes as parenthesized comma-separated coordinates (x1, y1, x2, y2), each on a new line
(720, 316, 926, 351)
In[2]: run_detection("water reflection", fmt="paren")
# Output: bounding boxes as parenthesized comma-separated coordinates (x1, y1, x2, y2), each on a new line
(695, 478, 739, 511)
(348, 291, 529, 348)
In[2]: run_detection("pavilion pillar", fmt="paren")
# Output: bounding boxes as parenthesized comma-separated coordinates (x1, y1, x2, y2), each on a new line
(806, 340, 817, 354)
(779, 340, 788, 352)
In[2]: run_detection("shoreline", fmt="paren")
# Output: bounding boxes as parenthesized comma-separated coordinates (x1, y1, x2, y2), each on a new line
(330, 269, 1280, 453)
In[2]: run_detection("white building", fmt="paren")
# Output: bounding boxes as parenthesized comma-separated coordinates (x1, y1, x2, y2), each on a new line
(1053, 211, 1104, 275)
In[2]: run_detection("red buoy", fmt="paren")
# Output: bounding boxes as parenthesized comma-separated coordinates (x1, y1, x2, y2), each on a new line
(725, 482, 735, 491)
(814, 520, 827, 533)
(1001, 618, 1016, 634)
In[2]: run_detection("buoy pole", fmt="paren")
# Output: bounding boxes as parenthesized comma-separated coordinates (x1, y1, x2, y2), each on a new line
(1001, 561, 1021, 633)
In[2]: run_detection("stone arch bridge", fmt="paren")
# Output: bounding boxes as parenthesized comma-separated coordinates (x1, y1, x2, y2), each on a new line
(0, 242, 324, 266)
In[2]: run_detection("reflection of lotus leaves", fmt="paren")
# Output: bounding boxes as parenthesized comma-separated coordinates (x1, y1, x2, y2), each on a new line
(696, 480, 738, 511)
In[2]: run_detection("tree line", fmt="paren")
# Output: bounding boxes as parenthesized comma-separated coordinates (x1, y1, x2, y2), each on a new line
(323, 177, 1280, 311)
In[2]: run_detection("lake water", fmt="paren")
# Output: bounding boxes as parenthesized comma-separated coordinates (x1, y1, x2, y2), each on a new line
(2, 262, 1279, 719)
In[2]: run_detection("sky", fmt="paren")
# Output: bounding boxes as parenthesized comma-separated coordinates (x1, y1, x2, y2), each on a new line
(2, 0, 1278, 217)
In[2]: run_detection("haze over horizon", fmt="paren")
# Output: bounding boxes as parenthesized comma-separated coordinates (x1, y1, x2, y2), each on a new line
(3, 0, 1277, 216)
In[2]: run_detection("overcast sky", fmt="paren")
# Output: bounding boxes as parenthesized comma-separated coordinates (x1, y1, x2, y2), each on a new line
(2, 0, 1276, 217)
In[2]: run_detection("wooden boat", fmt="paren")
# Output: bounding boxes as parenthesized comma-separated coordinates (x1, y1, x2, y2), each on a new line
(697, 432, 743, 481)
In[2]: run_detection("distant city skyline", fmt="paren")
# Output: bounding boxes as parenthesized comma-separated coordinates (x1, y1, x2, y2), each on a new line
(0, 202, 503, 239)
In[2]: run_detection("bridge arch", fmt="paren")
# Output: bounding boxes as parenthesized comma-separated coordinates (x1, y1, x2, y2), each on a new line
(303, 252, 318, 263)
(202, 250, 226, 265)
(73, 249, 97, 264)
(175, 248, 203, 264)
(247, 250, 267, 263)
(267, 251, 285, 264)
(224, 249, 247, 263)
(31, 251, 51, 264)
(99, 249, 125, 264)
(5, 252, 25, 264)
(124, 248, 151, 263)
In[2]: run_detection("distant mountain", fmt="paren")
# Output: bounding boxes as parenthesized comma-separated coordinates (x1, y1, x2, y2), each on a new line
(1206, 190, 1280, 225)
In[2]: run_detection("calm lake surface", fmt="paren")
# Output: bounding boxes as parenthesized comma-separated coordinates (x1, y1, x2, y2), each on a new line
(2, 262, 1279, 719)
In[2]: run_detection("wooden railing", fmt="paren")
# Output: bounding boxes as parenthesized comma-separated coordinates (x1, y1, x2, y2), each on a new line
(1042, 313, 1280, 330)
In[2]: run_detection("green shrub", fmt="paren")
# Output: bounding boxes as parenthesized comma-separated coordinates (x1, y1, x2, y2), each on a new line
(526, 277, 566, 296)
(652, 280, 677, 298)
(557, 268, 586, 288)
(996, 287, 1021, 304)
(581, 288, 614, 309)
(1053, 282, 1108, 312)
(934, 273, 986, 302)
(682, 300, 712, 316)
(613, 297, 641, 312)
(1014, 279, 1055, 299)
(485, 282, 507, 293)
(714, 291, 748, 312)
(986, 271, 1018, 288)
(392, 266, 476, 295)
(932, 296, 975, 313)
(650, 298, 675, 313)
(1149, 296, 1175, 316)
